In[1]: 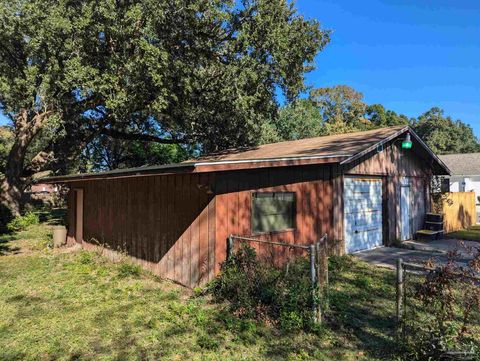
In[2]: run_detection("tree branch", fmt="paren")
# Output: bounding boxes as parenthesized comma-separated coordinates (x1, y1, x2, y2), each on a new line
(100, 128, 186, 144)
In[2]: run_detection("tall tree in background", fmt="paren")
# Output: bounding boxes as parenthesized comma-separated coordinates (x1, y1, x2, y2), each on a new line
(261, 99, 324, 143)
(412, 107, 480, 154)
(0, 0, 329, 221)
(365, 104, 410, 127)
(310, 85, 368, 134)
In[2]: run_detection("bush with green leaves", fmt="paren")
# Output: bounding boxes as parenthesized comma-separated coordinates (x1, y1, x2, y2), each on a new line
(6, 212, 40, 232)
(210, 244, 318, 332)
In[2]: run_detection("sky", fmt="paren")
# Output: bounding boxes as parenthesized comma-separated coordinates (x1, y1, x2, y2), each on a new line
(1, 0, 479, 136)
(296, 0, 480, 136)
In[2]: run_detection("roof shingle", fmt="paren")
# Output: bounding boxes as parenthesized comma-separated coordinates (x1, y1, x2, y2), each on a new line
(439, 153, 480, 176)
(193, 125, 407, 163)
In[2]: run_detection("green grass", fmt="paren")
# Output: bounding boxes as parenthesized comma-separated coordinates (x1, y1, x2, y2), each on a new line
(447, 225, 480, 242)
(0, 220, 403, 360)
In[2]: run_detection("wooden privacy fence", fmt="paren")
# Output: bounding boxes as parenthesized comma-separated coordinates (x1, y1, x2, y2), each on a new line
(227, 234, 329, 324)
(437, 192, 478, 233)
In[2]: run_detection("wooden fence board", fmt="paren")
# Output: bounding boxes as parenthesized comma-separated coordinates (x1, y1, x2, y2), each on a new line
(441, 192, 477, 233)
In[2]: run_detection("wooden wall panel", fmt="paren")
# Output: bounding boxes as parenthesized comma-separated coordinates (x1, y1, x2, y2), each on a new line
(72, 173, 215, 288)
(344, 140, 431, 242)
(214, 164, 335, 269)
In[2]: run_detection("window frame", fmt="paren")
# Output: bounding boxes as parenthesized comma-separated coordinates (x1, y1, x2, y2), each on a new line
(250, 191, 297, 235)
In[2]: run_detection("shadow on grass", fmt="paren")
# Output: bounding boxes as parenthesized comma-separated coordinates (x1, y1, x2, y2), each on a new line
(325, 259, 398, 359)
(0, 233, 20, 255)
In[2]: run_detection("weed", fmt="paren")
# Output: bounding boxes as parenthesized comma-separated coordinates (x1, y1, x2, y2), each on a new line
(117, 262, 142, 278)
(78, 250, 95, 265)
(197, 333, 220, 350)
(210, 244, 317, 332)
(6, 212, 39, 232)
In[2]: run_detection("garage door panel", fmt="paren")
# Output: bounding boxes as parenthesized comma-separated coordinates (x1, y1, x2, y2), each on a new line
(344, 200, 382, 211)
(345, 212, 382, 230)
(344, 177, 383, 253)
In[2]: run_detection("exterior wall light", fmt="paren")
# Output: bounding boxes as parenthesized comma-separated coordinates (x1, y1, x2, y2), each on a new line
(401, 133, 412, 149)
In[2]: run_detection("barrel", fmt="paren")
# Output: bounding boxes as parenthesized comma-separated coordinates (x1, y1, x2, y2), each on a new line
(52, 225, 67, 248)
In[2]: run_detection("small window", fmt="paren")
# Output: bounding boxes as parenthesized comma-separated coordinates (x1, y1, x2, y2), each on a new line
(252, 192, 295, 233)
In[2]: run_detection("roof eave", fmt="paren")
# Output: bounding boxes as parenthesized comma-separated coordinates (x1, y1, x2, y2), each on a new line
(340, 125, 451, 176)
(40, 163, 196, 184)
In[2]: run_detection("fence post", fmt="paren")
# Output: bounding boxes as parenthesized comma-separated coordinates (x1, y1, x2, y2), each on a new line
(315, 241, 322, 322)
(396, 258, 403, 337)
(227, 235, 234, 260)
(320, 237, 329, 311)
(309, 244, 319, 323)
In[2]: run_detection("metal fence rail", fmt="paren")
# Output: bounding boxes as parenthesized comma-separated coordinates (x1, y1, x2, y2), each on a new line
(227, 234, 328, 323)
(396, 258, 480, 337)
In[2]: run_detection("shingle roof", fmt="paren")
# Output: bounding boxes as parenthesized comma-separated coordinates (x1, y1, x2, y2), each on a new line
(193, 125, 407, 163)
(439, 153, 480, 176)
(42, 125, 449, 183)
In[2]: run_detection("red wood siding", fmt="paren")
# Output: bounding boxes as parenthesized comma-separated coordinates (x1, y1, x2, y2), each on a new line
(64, 140, 435, 287)
(214, 165, 335, 273)
(69, 173, 216, 288)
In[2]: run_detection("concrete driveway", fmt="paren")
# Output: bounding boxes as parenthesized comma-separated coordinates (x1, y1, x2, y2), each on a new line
(354, 239, 479, 269)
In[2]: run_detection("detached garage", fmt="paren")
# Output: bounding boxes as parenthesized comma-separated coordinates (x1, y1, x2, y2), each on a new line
(44, 125, 450, 287)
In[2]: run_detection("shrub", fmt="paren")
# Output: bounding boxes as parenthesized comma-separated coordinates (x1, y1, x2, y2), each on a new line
(6, 212, 39, 232)
(401, 248, 480, 360)
(210, 244, 317, 332)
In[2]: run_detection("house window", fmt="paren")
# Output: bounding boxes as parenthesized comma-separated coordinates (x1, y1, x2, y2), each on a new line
(252, 192, 295, 233)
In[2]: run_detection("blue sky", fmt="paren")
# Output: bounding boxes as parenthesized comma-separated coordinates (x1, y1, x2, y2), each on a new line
(296, 0, 480, 136)
(1, 0, 479, 136)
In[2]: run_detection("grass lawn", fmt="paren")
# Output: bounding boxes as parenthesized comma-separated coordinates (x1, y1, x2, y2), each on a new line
(447, 225, 480, 242)
(1, 216, 402, 360)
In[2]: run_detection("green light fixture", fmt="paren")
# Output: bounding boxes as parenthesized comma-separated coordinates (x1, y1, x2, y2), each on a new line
(402, 133, 413, 149)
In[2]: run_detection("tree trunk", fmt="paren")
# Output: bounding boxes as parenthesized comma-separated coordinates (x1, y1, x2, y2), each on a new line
(0, 136, 33, 219)
(0, 109, 51, 222)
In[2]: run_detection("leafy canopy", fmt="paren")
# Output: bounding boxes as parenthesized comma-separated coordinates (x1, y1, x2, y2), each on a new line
(0, 0, 330, 174)
(412, 107, 480, 154)
(262, 85, 479, 156)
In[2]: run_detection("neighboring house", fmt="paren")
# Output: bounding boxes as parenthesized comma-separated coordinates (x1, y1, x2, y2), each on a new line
(24, 183, 60, 207)
(29, 183, 58, 194)
(439, 153, 480, 224)
(44, 125, 449, 287)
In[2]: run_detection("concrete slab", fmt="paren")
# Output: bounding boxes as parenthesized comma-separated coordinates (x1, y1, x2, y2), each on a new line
(405, 238, 479, 258)
(354, 244, 474, 269)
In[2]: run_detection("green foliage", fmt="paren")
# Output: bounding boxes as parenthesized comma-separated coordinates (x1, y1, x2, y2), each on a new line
(310, 85, 368, 132)
(210, 244, 317, 332)
(84, 134, 196, 171)
(412, 107, 480, 154)
(117, 262, 142, 278)
(0, 0, 330, 163)
(264, 99, 325, 142)
(260, 86, 413, 143)
(365, 104, 410, 127)
(0, 126, 13, 176)
(6, 211, 39, 232)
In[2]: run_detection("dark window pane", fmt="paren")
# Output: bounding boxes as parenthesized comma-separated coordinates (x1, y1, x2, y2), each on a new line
(252, 192, 295, 233)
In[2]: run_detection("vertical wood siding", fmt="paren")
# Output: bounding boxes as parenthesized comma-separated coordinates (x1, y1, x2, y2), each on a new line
(344, 142, 431, 242)
(69, 173, 216, 288)
(65, 140, 435, 287)
(214, 164, 335, 273)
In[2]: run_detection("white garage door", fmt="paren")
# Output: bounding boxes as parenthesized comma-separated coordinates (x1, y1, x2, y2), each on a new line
(344, 177, 383, 253)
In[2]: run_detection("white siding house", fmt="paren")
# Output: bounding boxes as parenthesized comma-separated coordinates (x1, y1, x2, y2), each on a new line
(440, 153, 480, 224)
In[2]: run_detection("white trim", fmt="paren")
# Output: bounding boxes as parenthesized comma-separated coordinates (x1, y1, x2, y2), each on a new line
(194, 154, 352, 166)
